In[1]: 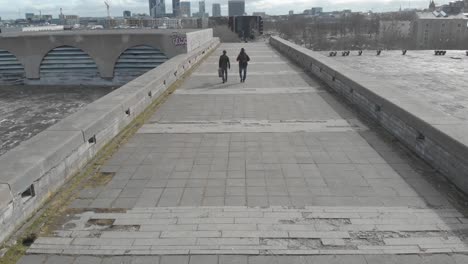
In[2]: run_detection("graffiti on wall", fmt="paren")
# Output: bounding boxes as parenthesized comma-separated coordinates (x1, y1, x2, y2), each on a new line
(171, 33, 187, 47)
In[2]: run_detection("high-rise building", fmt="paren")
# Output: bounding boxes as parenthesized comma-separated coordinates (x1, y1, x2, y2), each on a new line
(149, 0, 166, 18)
(193, 1, 208, 17)
(199, 1, 206, 15)
(173, 0, 181, 17)
(289, 10, 294, 15)
(212, 3, 221, 17)
(123, 10, 132, 18)
(228, 0, 245, 16)
(180, 1, 191, 17)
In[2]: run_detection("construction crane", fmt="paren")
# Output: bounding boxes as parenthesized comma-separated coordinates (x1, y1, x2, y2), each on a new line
(104, 1, 110, 18)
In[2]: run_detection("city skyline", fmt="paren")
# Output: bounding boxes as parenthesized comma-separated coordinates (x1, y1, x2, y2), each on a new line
(0, 0, 458, 19)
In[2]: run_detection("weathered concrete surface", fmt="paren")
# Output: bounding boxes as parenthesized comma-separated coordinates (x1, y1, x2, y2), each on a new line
(19, 43, 468, 262)
(0, 37, 220, 245)
(0, 85, 113, 157)
(0, 29, 213, 81)
(321, 50, 468, 121)
(270, 36, 468, 195)
(28, 206, 468, 255)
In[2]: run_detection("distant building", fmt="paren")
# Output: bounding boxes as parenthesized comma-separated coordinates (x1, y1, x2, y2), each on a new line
(379, 20, 412, 39)
(173, 0, 181, 17)
(429, 0, 436, 11)
(289, 10, 294, 16)
(194, 1, 208, 17)
(123, 11, 132, 18)
(212, 3, 221, 17)
(311, 7, 323, 16)
(149, 0, 166, 18)
(180, 2, 191, 17)
(199, 1, 206, 14)
(156, 17, 181, 28)
(25, 13, 35, 20)
(63, 15, 80, 25)
(252, 12, 266, 17)
(413, 11, 468, 49)
(42, 15, 53, 21)
(440, 0, 465, 14)
(229, 0, 245, 16)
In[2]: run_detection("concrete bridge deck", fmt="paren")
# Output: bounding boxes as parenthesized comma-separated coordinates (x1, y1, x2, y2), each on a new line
(17, 43, 468, 263)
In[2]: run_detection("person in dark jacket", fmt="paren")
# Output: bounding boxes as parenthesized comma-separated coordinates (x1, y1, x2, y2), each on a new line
(218, 50, 230, 83)
(236, 48, 250, 83)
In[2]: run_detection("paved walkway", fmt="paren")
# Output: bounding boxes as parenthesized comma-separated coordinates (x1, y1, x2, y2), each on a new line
(19, 43, 468, 263)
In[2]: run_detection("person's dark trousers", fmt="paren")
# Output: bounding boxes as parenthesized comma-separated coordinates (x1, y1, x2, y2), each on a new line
(222, 68, 228, 83)
(239, 66, 247, 82)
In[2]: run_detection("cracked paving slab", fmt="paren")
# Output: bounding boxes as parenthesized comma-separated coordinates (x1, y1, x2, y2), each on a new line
(28, 206, 468, 255)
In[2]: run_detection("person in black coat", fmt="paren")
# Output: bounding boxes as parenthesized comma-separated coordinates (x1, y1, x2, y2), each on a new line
(236, 48, 250, 83)
(218, 50, 230, 83)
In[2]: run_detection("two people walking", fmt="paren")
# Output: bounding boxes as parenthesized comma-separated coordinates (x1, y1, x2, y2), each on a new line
(218, 48, 250, 83)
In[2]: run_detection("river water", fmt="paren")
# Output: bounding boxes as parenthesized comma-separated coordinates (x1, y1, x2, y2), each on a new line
(0, 85, 115, 156)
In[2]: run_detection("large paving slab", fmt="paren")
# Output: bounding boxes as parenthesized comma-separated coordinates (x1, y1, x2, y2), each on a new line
(21, 43, 468, 262)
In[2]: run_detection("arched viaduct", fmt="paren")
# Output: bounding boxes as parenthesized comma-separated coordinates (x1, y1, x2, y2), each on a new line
(0, 29, 212, 82)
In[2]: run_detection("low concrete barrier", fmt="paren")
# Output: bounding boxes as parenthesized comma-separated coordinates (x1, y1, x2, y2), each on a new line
(270, 36, 468, 194)
(0, 37, 220, 244)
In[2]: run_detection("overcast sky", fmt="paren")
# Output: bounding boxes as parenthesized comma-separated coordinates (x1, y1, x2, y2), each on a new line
(0, 0, 448, 20)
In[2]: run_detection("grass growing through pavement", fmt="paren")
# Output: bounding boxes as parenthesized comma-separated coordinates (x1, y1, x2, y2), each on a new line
(0, 43, 219, 264)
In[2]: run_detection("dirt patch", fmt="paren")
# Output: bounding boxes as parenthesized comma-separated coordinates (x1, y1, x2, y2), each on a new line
(20, 234, 37, 247)
(305, 218, 352, 225)
(103, 225, 140, 232)
(84, 172, 115, 187)
(86, 219, 115, 227)
(349, 231, 405, 246)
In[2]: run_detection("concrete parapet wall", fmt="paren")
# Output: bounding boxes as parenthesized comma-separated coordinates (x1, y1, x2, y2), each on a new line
(0, 37, 220, 244)
(270, 36, 468, 194)
(186, 29, 214, 53)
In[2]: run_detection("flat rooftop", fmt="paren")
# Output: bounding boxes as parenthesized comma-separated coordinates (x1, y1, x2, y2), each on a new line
(323, 50, 468, 121)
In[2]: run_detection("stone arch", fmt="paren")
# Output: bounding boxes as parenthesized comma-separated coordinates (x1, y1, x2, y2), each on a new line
(113, 45, 168, 83)
(0, 49, 25, 85)
(39, 45, 102, 84)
